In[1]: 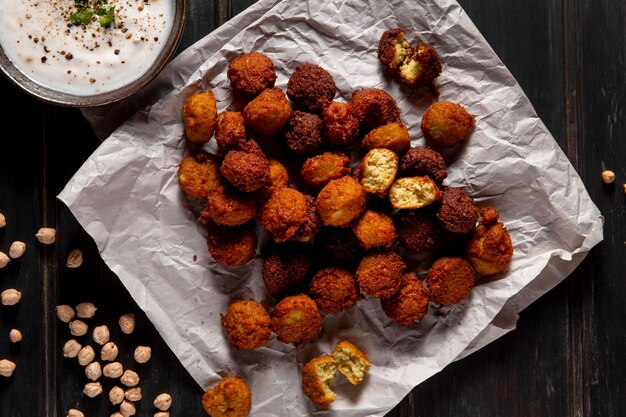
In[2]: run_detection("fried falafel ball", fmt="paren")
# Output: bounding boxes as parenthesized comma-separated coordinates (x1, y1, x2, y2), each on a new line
(262, 250, 312, 298)
(361, 121, 411, 155)
(301, 355, 337, 407)
(377, 28, 412, 72)
(356, 251, 406, 298)
(220, 147, 270, 193)
(466, 208, 514, 276)
(427, 257, 475, 305)
(358, 148, 399, 195)
(283, 111, 324, 157)
(309, 267, 361, 314)
(243, 87, 293, 138)
(206, 222, 257, 266)
(332, 340, 371, 385)
(389, 176, 441, 209)
(202, 376, 251, 417)
(436, 187, 479, 234)
(398, 43, 442, 88)
(381, 273, 429, 325)
(287, 63, 337, 113)
(421, 102, 475, 148)
(183, 91, 218, 143)
(349, 88, 401, 134)
(291, 195, 322, 243)
(398, 211, 442, 252)
(301, 152, 350, 187)
(259, 188, 307, 242)
(216, 111, 246, 153)
(314, 227, 364, 265)
(400, 146, 448, 183)
(258, 159, 290, 203)
(352, 210, 398, 250)
(323, 102, 360, 147)
(316, 176, 367, 227)
(221, 300, 271, 349)
(271, 294, 321, 344)
(200, 187, 257, 227)
(178, 151, 223, 199)
(227, 52, 277, 96)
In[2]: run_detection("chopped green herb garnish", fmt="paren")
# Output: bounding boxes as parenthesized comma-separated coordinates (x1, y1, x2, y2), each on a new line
(69, 8, 94, 25)
(96, 5, 115, 27)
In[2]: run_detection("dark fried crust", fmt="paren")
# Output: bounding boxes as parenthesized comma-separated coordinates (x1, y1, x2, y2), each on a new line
(201, 188, 257, 227)
(351, 210, 398, 250)
(178, 151, 223, 199)
(314, 227, 364, 265)
(202, 376, 252, 417)
(262, 251, 311, 298)
(436, 188, 479, 234)
(356, 251, 406, 298)
(220, 149, 270, 192)
(301, 152, 350, 187)
(349, 88, 401, 134)
(400, 146, 448, 183)
(271, 294, 321, 344)
(398, 43, 442, 87)
(426, 257, 475, 305)
(206, 222, 257, 266)
(259, 188, 307, 242)
(287, 63, 337, 113)
(216, 112, 246, 154)
(398, 211, 442, 252)
(227, 52, 277, 96)
(243, 87, 293, 138)
(309, 267, 361, 313)
(291, 195, 322, 243)
(284, 111, 324, 157)
(322, 102, 360, 147)
(377, 28, 407, 70)
(381, 273, 429, 325)
(221, 300, 271, 349)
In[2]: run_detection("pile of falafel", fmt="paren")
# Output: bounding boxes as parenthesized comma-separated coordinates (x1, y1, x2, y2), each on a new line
(181, 28, 514, 414)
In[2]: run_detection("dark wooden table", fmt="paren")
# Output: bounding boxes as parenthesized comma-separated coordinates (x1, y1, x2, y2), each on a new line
(1, 0, 624, 416)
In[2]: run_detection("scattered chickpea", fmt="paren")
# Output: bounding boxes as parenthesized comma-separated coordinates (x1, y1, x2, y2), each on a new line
(56, 305, 76, 323)
(101, 342, 119, 361)
(154, 413, 169, 417)
(601, 170, 616, 184)
(66, 249, 83, 268)
(63, 339, 82, 358)
(66, 409, 84, 417)
(9, 329, 22, 343)
(125, 387, 142, 401)
(69, 320, 89, 336)
(0, 359, 16, 377)
(623, 184, 626, 195)
(111, 413, 124, 417)
(0, 252, 9, 268)
(78, 345, 95, 366)
(83, 381, 103, 398)
(9, 241, 26, 259)
(0, 212, 5, 228)
(120, 369, 140, 387)
(119, 314, 136, 334)
(134, 346, 151, 363)
(1, 289, 22, 306)
(85, 361, 102, 381)
(153, 393, 172, 411)
(76, 302, 97, 318)
(120, 400, 137, 417)
(35, 227, 56, 244)
(109, 386, 125, 405)
(103, 361, 124, 378)
(93, 325, 110, 345)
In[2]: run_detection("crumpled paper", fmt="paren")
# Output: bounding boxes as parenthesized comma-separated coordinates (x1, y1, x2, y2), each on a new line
(61, 0, 604, 415)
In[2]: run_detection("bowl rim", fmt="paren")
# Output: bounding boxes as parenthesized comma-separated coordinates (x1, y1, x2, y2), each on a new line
(0, 0, 187, 108)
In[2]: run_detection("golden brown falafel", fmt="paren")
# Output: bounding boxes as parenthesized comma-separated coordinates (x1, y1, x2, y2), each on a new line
(301, 355, 337, 407)
(178, 151, 223, 199)
(200, 187, 257, 227)
(206, 222, 257, 266)
(361, 121, 411, 155)
(202, 376, 251, 417)
(436, 187, 479, 234)
(287, 63, 337, 113)
(215, 111, 246, 153)
(388, 176, 441, 209)
(221, 300, 271, 350)
(358, 148, 399, 195)
(316, 176, 367, 227)
(381, 273, 429, 325)
(243, 87, 293, 138)
(271, 294, 321, 344)
(332, 340, 371, 385)
(262, 249, 312, 298)
(183, 91, 218, 143)
(227, 52, 277, 96)
(421, 102, 475, 148)
(356, 251, 406, 298)
(352, 210, 398, 250)
(322, 101, 360, 147)
(309, 267, 361, 314)
(301, 152, 350, 187)
(349, 88, 401, 133)
(259, 188, 307, 242)
(220, 148, 270, 192)
(283, 111, 324, 157)
(426, 257, 475, 305)
(466, 208, 514, 276)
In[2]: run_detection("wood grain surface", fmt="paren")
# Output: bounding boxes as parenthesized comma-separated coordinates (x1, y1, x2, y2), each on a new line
(0, 0, 623, 416)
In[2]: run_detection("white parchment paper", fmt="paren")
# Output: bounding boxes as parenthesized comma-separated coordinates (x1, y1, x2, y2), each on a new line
(61, 0, 604, 415)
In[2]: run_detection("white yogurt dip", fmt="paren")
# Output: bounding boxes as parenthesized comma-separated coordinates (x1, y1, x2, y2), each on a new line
(0, 0, 174, 95)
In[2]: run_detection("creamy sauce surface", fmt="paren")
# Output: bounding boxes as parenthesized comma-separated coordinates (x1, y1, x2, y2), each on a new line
(0, 0, 173, 95)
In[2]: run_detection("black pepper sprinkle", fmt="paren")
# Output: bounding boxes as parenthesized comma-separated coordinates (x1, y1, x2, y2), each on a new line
(65, 53, 73, 60)
(114, 49, 120, 55)
(34, 37, 39, 43)
(41, 56, 47, 63)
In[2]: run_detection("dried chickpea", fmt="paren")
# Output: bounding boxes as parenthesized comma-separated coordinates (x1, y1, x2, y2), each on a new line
(9, 241, 26, 259)
(103, 362, 124, 378)
(93, 325, 110, 345)
(120, 369, 140, 387)
(101, 342, 119, 361)
(35, 227, 56, 244)
(120, 400, 136, 417)
(56, 305, 76, 323)
(66, 249, 83, 268)
(83, 382, 103, 398)
(78, 345, 95, 366)
(602, 170, 616, 184)
(66, 409, 84, 417)
(153, 393, 172, 411)
(85, 361, 102, 381)
(154, 413, 169, 417)
(109, 386, 125, 405)
(63, 340, 82, 358)
(76, 302, 97, 318)
(9, 329, 22, 343)
(1, 289, 21, 306)
(119, 314, 136, 334)
(69, 320, 88, 336)
(0, 359, 16, 377)
(125, 387, 142, 401)
(0, 252, 9, 268)
(134, 346, 151, 363)
(0, 213, 5, 228)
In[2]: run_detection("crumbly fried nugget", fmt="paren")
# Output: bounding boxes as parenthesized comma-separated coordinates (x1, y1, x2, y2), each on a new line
(178, 151, 223, 199)
(316, 176, 367, 227)
(243, 88, 293, 138)
(381, 273, 429, 325)
(259, 188, 307, 242)
(206, 222, 257, 266)
(301, 355, 337, 407)
(271, 294, 321, 344)
(262, 249, 311, 298)
(356, 251, 406, 298)
(268, 159, 289, 189)
(352, 210, 397, 250)
(377, 28, 412, 72)
(466, 208, 513, 276)
(309, 267, 360, 314)
(202, 376, 251, 417)
(216, 112, 246, 153)
(221, 300, 271, 349)
(322, 102, 360, 147)
(314, 227, 364, 265)
(201, 188, 257, 227)
(398, 43, 442, 88)
(287, 63, 337, 113)
(284, 111, 324, 157)
(361, 122, 411, 155)
(291, 195, 322, 243)
(400, 146, 448, 183)
(183, 91, 218, 143)
(389, 176, 441, 209)
(421, 102, 475, 148)
(359, 148, 399, 195)
(227, 52, 277, 96)
(398, 211, 442, 252)
(220, 148, 270, 192)
(436, 188, 479, 234)
(332, 340, 371, 385)
(301, 152, 350, 187)
(349, 88, 401, 133)
(426, 257, 475, 305)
